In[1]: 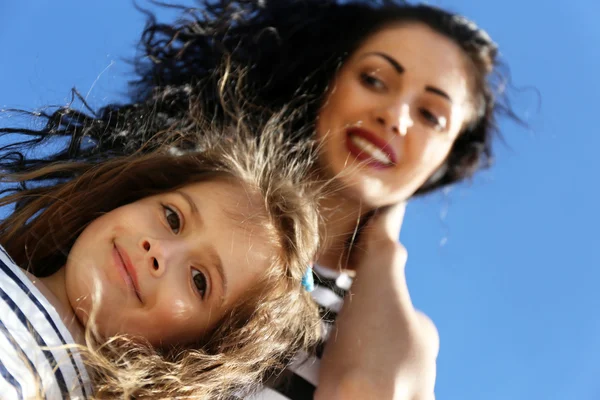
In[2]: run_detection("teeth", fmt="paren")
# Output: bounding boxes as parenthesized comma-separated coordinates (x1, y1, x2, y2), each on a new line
(350, 135, 393, 165)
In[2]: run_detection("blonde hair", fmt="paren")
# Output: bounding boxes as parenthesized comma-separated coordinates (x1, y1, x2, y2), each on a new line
(0, 116, 323, 398)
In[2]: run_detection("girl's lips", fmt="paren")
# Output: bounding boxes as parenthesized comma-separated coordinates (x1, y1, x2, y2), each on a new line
(345, 127, 398, 167)
(113, 244, 142, 303)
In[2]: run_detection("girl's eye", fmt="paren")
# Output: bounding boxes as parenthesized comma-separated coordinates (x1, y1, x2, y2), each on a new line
(163, 206, 181, 234)
(420, 109, 447, 131)
(191, 269, 208, 299)
(360, 72, 386, 91)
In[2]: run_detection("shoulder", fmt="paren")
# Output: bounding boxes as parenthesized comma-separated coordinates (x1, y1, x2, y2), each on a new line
(0, 246, 92, 399)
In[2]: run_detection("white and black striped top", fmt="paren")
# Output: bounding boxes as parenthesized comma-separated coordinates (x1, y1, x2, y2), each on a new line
(0, 247, 92, 400)
(251, 264, 353, 400)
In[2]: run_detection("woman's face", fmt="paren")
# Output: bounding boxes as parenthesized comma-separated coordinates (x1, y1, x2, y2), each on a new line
(316, 22, 475, 208)
(65, 179, 275, 347)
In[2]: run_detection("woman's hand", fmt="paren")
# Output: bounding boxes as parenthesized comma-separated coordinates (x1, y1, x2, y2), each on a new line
(315, 203, 439, 400)
(350, 201, 408, 275)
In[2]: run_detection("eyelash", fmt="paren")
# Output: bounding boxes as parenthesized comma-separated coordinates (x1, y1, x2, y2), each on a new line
(162, 204, 182, 234)
(161, 205, 208, 300)
(419, 108, 446, 131)
(360, 72, 447, 132)
(191, 268, 208, 299)
(360, 72, 386, 91)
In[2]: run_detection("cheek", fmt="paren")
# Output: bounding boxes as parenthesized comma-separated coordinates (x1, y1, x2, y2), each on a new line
(154, 288, 214, 331)
(158, 297, 195, 324)
(409, 135, 455, 169)
(148, 299, 211, 345)
(318, 76, 365, 133)
(66, 214, 117, 282)
(65, 252, 109, 320)
(71, 278, 120, 333)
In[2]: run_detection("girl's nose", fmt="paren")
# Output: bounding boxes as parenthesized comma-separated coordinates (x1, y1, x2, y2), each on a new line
(141, 238, 188, 278)
(142, 239, 164, 278)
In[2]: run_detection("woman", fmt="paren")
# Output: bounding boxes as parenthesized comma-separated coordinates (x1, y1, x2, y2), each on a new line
(0, 1, 519, 398)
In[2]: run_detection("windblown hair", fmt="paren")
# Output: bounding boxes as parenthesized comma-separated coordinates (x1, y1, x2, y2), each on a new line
(0, 0, 521, 197)
(0, 114, 323, 398)
(128, 0, 523, 195)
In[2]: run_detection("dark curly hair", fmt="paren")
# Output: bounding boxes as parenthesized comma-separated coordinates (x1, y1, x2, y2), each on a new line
(0, 0, 520, 196)
(130, 0, 522, 195)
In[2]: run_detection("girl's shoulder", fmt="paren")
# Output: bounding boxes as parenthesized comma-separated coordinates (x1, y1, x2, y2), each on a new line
(0, 245, 93, 399)
(0, 245, 62, 326)
(0, 245, 21, 279)
(311, 264, 353, 315)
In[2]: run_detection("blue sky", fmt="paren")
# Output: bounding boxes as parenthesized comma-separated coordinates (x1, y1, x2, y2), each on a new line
(1, 1, 598, 399)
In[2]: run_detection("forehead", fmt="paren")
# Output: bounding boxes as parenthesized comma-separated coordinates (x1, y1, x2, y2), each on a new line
(186, 178, 268, 228)
(350, 22, 472, 103)
(185, 179, 276, 265)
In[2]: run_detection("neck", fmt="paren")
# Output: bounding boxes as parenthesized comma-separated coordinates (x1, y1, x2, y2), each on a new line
(33, 268, 86, 344)
(315, 192, 373, 271)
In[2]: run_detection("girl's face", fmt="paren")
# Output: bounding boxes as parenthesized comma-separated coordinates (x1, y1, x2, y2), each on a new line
(316, 22, 475, 208)
(65, 179, 275, 347)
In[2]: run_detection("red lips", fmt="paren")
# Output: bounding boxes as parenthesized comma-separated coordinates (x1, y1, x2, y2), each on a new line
(345, 127, 398, 167)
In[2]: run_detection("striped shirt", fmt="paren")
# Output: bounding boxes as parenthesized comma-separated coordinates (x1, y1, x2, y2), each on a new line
(251, 264, 352, 400)
(0, 247, 92, 400)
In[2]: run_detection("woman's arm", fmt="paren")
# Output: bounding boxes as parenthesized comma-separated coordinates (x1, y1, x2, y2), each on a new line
(315, 203, 439, 400)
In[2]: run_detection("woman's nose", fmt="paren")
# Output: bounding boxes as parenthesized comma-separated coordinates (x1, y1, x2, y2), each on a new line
(376, 103, 413, 136)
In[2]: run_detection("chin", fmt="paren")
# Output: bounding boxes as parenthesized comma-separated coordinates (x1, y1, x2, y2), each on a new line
(338, 177, 406, 209)
(362, 194, 401, 209)
(72, 305, 92, 332)
(85, 313, 123, 339)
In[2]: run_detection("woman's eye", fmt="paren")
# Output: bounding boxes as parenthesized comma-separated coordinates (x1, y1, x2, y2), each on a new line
(163, 206, 181, 234)
(191, 269, 207, 299)
(420, 109, 447, 131)
(360, 73, 386, 91)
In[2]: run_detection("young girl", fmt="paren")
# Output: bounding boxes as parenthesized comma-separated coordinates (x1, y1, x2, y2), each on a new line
(0, 121, 322, 399)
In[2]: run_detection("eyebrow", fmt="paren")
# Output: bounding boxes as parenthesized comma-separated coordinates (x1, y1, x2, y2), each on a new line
(362, 52, 454, 104)
(176, 190, 200, 218)
(176, 190, 228, 304)
(205, 245, 228, 305)
(425, 86, 453, 104)
(363, 51, 405, 74)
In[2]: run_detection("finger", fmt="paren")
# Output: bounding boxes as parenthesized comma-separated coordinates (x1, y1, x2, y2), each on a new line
(361, 202, 406, 243)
